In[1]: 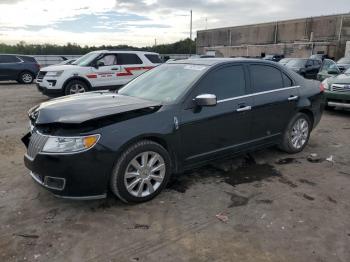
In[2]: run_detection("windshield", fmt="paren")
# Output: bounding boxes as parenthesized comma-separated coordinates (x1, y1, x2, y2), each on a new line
(72, 52, 100, 66)
(337, 57, 350, 64)
(286, 59, 307, 67)
(118, 63, 208, 103)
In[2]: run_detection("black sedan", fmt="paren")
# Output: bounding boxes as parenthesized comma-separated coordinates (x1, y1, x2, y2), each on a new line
(23, 59, 325, 203)
(285, 58, 322, 79)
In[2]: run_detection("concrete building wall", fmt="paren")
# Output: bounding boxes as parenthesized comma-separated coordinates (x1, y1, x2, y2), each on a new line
(197, 13, 350, 59)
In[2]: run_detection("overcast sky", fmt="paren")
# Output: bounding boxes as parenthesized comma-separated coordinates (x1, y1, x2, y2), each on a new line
(0, 0, 349, 47)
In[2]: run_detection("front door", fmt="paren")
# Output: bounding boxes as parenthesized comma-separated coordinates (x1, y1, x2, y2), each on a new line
(90, 54, 120, 88)
(178, 65, 254, 166)
(248, 64, 300, 141)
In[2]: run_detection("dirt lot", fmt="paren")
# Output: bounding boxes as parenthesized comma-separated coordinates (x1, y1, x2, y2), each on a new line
(0, 82, 349, 262)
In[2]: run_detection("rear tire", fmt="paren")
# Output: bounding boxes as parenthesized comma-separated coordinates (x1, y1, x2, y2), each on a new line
(110, 140, 171, 203)
(64, 80, 88, 95)
(279, 113, 311, 154)
(18, 71, 34, 84)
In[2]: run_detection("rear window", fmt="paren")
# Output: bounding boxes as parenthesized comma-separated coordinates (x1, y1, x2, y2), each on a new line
(250, 65, 283, 92)
(117, 53, 142, 65)
(145, 54, 162, 64)
(0, 55, 21, 63)
(18, 56, 37, 63)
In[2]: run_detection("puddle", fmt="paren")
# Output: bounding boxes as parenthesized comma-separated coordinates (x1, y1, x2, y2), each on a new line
(226, 192, 250, 207)
(167, 155, 281, 193)
(275, 158, 300, 165)
(224, 163, 280, 187)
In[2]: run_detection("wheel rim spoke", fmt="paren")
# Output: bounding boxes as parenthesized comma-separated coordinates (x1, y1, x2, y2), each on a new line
(124, 151, 166, 198)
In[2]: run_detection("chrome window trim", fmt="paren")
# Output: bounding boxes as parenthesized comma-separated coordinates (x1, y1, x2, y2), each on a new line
(217, 85, 300, 103)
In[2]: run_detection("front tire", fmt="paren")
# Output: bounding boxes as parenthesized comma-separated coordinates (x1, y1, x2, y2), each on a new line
(19, 71, 34, 84)
(64, 80, 88, 95)
(110, 140, 171, 203)
(279, 113, 311, 153)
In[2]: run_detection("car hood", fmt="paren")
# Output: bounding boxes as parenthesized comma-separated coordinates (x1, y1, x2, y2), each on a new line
(29, 91, 161, 125)
(327, 73, 350, 84)
(41, 64, 79, 71)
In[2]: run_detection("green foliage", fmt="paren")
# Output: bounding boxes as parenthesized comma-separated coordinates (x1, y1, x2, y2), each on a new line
(0, 39, 196, 55)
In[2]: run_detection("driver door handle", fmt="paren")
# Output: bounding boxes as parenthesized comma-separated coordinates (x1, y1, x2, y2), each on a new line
(111, 67, 120, 71)
(236, 106, 252, 112)
(288, 95, 299, 101)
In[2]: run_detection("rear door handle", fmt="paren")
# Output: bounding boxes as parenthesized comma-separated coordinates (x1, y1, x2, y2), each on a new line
(288, 95, 299, 101)
(111, 67, 120, 71)
(236, 106, 252, 112)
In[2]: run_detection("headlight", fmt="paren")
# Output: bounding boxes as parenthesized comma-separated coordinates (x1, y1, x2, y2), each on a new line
(322, 79, 330, 90)
(46, 70, 64, 77)
(42, 134, 100, 154)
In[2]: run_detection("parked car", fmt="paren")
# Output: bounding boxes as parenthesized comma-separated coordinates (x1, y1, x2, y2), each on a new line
(322, 68, 350, 109)
(310, 54, 330, 61)
(336, 57, 350, 73)
(23, 58, 324, 203)
(317, 59, 341, 81)
(285, 58, 322, 79)
(263, 54, 284, 62)
(0, 54, 40, 84)
(279, 58, 293, 66)
(36, 50, 162, 97)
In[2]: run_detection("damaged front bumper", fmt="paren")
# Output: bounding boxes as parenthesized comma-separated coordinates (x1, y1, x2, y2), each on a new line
(22, 132, 113, 200)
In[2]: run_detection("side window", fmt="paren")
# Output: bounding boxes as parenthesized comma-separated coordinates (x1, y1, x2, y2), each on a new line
(97, 54, 117, 66)
(0, 55, 20, 63)
(117, 54, 143, 65)
(250, 65, 283, 92)
(195, 65, 245, 100)
(145, 54, 162, 64)
(282, 72, 293, 87)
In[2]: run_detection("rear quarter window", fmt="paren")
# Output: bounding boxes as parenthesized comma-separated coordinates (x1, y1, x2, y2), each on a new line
(18, 56, 37, 63)
(145, 54, 162, 64)
(250, 65, 283, 92)
(117, 53, 143, 65)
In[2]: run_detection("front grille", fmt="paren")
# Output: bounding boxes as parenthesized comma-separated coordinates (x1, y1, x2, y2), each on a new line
(27, 131, 48, 159)
(37, 71, 47, 80)
(331, 84, 350, 93)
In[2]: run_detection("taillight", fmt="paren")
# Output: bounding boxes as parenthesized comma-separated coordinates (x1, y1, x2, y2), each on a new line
(319, 83, 325, 92)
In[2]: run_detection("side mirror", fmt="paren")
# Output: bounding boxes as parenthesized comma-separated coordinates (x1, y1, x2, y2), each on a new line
(194, 94, 217, 107)
(327, 69, 339, 75)
(95, 61, 105, 68)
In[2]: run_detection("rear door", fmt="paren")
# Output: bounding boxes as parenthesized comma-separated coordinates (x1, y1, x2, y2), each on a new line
(116, 53, 149, 85)
(248, 64, 299, 142)
(0, 55, 22, 80)
(179, 64, 254, 165)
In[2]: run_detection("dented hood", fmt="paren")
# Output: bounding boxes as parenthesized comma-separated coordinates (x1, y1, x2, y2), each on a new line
(30, 91, 161, 124)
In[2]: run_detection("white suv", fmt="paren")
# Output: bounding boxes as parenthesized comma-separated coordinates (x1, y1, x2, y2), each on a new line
(36, 50, 162, 96)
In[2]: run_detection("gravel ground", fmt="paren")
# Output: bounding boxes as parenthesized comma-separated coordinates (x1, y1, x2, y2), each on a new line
(0, 81, 349, 262)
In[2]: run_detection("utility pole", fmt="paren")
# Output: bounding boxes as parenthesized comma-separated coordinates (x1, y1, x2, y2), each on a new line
(189, 10, 193, 56)
(154, 38, 157, 47)
(205, 17, 208, 30)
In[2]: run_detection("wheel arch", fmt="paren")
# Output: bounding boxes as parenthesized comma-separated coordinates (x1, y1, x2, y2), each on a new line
(114, 134, 179, 174)
(298, 108, 315, 129)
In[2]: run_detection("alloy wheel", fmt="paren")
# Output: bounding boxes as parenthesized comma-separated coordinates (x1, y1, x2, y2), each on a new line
(124, 151, 166, 197)
(290, 118, 309, 149)
(69, 84, 86, 94)
(22, 73, 33, 83)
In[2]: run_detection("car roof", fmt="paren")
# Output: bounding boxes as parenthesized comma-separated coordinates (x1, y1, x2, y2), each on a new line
(0, 54, 34, 57)
(90, 50, 159, 55)
(167, 57, 274, 66)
